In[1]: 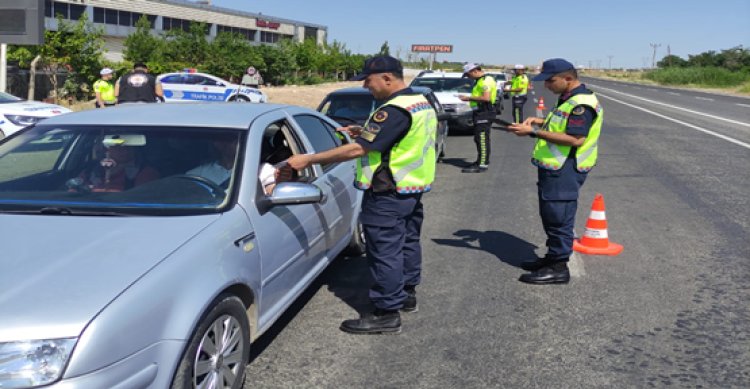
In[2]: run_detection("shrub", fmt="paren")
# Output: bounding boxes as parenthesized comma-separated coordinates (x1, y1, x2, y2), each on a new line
(643, 67, 749, 87)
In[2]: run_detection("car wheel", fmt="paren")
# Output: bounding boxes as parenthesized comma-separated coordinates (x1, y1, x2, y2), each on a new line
(171, 295, 250, 389)
(343, 217, 366, 256)
(231, 95, 250, 102)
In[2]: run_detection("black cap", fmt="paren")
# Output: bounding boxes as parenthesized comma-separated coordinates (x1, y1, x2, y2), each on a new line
(133, 62, 148, 69)
(350, 55, 403, 81)
(532, 58, 575, 81)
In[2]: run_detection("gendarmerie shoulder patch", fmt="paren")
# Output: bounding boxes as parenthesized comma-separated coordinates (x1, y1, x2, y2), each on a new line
(360, 123, 381, 142)
(372, 110, 388, 123)
(571, 106, 586, 115)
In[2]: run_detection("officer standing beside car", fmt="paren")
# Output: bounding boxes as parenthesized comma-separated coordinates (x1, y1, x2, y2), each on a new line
(506, 64, 529, 123)
(507, 58, 603, 285)
(115, 62, 164, 104)
(459, 63, 497, 173)
(287, 55, 437, 335)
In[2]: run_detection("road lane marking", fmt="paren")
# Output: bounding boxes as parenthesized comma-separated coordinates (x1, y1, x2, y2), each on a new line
(695, 96, 714, 101)
(668, 92, 681, 96)
(597, 92, 750, 150)
(737, 103, 750, 108)
(590, 84, 750, 129)
(569, 252, 586, 278)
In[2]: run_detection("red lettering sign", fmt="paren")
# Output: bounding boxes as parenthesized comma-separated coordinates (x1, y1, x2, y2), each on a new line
(256, 19, 280, 30)
(411, 44, 453, 53)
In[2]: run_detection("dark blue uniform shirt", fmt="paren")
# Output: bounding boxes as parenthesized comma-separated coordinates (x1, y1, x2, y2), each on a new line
(557, 84, 596, 137)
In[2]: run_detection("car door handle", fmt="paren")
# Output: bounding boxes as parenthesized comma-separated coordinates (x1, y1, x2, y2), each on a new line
(234, 232, 256, 252)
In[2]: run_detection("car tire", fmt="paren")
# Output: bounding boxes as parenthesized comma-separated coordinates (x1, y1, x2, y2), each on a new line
(342, 217, 366, 256)
(231, 95, 250, 102)
(170, 295, 250, 389)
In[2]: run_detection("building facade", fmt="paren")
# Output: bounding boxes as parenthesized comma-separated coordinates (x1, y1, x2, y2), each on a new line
(44, 0, 328, 61)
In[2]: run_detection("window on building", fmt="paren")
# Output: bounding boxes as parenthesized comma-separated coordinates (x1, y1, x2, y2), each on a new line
(44, 0, 53, 18)
(69, 4, 85, 21)
(105, 8, 118, 25)
(118, 11, 131, 26)
(304, 27, 318, 41)
(52, 1, 68, 19)
(93, 7, 104, 23)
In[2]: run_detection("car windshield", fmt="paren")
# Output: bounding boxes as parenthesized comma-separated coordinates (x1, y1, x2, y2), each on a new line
(410, 78, 473, 93)
(0, 92, 23, 104)
(0, 125, 243, 216)
(321, 94, 376, 122)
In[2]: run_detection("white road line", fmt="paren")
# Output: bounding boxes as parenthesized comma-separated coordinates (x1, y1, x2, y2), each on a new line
(737, 103, 750, 108)
(590, 84, 750, 129)
(569, 252, 586, 278)
(597, 92, 750, 150)
(668, 92, 681, 96)
(695, 96, 714, 101)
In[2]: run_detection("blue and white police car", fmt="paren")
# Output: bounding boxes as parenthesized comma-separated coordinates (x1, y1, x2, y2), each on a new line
(0, 91, 71, 140)
(157, 70, 268, 103)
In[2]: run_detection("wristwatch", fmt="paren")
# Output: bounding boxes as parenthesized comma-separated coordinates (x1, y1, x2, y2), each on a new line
(529, 127, 539, 138)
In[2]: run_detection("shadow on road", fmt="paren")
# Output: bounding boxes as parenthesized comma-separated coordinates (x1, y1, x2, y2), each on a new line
(439, 157, 474, 169)
(432, 229, 538, 268)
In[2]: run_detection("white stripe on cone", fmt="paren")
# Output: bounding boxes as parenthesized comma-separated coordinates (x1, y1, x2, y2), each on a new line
(589, 210, 606, 220)
(584, 228, 609, 238)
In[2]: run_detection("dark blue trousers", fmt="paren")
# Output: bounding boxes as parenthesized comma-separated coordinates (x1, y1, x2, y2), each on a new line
(537, 159, 588, 261)
(360, 190, 424, 311)
(512, 95, 528, 123)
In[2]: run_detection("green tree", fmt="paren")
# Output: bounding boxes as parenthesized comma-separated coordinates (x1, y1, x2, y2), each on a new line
(657, 55, 688, 68)
(10, 15, 104, 102)
(160, 22, 209, 66)
(123, 15, 163, 63)
(204, 32, 263, 81)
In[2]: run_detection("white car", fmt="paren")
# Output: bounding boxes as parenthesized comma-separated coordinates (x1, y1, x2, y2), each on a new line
(409, 72, 474, 132)
(157, 71, 268, 103)
(486, 72, 510, 99)
(0, 92, 71, 139)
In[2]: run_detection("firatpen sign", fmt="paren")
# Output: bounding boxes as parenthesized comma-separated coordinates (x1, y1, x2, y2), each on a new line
(411, 44, 453, 53)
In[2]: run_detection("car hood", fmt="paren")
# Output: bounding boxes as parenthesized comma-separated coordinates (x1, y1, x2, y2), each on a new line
(431, 91, 469, 105)
(0, 214, 219, 342)
(1, 101, 72, 117)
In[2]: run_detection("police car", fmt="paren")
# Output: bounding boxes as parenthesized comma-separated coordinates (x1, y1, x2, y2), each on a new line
(0, 91, 71, 139)
(157, 70, 268, 103)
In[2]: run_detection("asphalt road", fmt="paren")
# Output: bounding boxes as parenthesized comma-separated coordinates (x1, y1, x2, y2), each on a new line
(244, 79, 750, 388)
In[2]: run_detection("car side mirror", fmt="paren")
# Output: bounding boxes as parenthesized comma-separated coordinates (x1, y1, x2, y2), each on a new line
(436, 112, 451, 121)
(268, 182, 323, 205)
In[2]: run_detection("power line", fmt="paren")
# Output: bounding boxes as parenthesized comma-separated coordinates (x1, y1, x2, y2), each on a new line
(650, 43, 662, 68)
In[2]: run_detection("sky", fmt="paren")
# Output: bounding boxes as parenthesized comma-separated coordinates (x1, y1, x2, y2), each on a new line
(211, 0, 750, 69)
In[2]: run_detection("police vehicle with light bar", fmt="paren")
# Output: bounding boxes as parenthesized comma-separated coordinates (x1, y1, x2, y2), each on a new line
(157, 70, 268, 103)
(0, 91, 71, 140)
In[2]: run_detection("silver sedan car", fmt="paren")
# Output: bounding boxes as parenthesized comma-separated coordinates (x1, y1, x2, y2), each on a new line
(0, 103, 364, 389)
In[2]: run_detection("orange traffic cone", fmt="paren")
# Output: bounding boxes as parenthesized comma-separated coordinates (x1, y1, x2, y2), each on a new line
(537, 97, 545, 110)
(573, 193, 623, 256)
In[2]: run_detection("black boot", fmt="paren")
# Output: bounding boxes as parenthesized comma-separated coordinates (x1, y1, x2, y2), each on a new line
(401, 286, 418, 313)
(340, 309, 401, 334)
(519, 256, 558, 271)
(461, 165, 488, 173)
(519, 262, 570, 285)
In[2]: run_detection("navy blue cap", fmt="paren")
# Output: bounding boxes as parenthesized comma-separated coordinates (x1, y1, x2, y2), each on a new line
(350, 55, 403, 81)
(532, 58, 575, 81)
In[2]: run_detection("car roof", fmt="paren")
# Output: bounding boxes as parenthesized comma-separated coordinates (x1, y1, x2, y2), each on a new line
(325, 86, 435, 96)
(41, 103, 309, 129)
(157, 72, 218, 79)
(413, 71, 465, 79)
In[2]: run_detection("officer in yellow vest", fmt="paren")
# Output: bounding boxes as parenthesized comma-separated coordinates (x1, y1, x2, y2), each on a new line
(459, 63, 497, 173)
(287, 56, 437, 334)
(508, 58, 602, 284)
(505, 64, 529, 123)
(93, 68, 116, 108)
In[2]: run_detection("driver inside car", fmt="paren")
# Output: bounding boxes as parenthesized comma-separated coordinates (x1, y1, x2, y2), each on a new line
(70, 136, 160, 192)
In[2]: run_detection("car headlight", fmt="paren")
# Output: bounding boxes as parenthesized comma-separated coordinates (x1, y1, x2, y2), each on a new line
(0, 338, 77, 389)
(4, 115, 44, 126)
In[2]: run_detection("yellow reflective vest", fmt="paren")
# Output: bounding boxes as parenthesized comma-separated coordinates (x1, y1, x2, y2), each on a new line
(532, 92, 603, 172)
(355, 94, 437, 193)
(93, 79, 115, 103)
(470, 75, 497, 108)
(510, 74, 529, 97)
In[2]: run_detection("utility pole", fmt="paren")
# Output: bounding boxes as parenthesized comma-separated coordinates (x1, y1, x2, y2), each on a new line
(650, 43, 661, 68)
(607, 55, 614, 69)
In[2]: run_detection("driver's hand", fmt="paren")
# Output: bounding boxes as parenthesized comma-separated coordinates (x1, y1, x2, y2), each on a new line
(287, 154, 313, 170)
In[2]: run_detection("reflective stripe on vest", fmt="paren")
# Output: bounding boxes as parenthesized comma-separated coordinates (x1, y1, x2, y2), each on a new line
(532, 92, 603, 172)
(470, 75, 497, 109)
(511, 74, 528, 97)
(355, 94, 437, 193)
